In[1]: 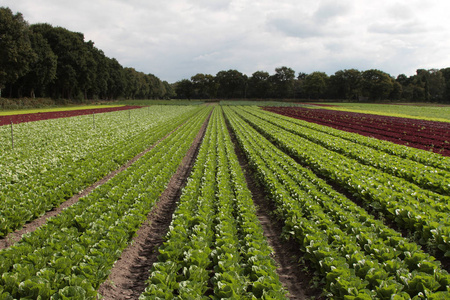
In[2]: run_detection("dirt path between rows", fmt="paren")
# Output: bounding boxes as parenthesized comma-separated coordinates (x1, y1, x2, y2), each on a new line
(226, 120, 323, 300)
(97, 112, 211, 299)
(0, 121, 189, 251)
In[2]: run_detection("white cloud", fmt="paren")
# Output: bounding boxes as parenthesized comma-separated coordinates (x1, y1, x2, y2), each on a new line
(3, 0, 450, 82)
(267, 17, 325, 38)
(387, 3, 415, 20)
(368, 21, 427, 35)
(313, 0, 352, 22)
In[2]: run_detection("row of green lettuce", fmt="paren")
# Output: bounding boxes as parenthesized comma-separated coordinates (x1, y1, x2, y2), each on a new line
(260, 107, 450, 172)
(140, 107, 287, 299)
(236, 106, 450, 258)
(224, 106, 449, 299)
(0, 106, 200, 236)
(0, 107, 212, 299)
(253, 107, 449, 195)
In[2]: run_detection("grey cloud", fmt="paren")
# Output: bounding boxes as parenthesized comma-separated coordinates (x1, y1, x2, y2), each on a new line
(368, 21, 426, 35)
(190, 0, 231, 10)
(267, 17, 324, 38)
(314, 1, 352, 22)
(387, 3, 414, 20)
(266, 1, 353, 39)
(325, 41, 346, 53)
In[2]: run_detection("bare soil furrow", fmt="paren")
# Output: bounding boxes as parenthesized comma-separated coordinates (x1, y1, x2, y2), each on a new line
(97, 112, 211, 300)
(225, 119, 323, 300)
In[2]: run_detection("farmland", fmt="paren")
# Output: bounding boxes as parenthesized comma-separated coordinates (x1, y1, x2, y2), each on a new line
(0, 103, 449, 299)
(0, 105, 142, 126)
(264, 106, 450, 156)
(304, 102, 450, 122)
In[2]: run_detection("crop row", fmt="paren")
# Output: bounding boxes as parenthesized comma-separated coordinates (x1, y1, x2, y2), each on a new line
(243, 107, 449, 196)
(0, 106, 200, 236)
(0, 106, 211, 299)
(235, 107, 450, 256)
(140, 107, 286, 299)
(262, 107, 450, 172)
(224, 106, 449, 299)
(263, 107, 450, 156)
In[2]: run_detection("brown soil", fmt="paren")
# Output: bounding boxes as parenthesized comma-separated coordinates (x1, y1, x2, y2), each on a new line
(0, 121, 187, 251)
(97, 112, 211, 299)
(225, 121, 323, 300)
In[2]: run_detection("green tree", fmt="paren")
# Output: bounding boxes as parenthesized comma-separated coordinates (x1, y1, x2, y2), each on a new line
(361, 69, 393, 100)
(175, 79, 194, 100)
(302, 71, 329, 99)
(191, 73, 216, 99)
(416, 69, 431, 101)
(396, 74, 416, 101)
(215, 69, 247, 98)
(146, 73, 167, 99)
(270, 66, 295, 98)
(0, 7, 36, 97)
(416, 69, 445, 101)
(162, 81, 176, 99)
(123, 67, 139, 99)
(86, 44, 108, 99)
(32, 23, 94, 100)
(205, 75, 218, 98)
(248, 71, 271, 98)
(389, 81, 403, 100)
(146, 74, 158, 99)
(106, 58, 126, 99)
(294, 72, 307, 98)
(440, 67, 450, 103)
(400, 69, 439, 102)
(153, 77, 166, 99)
(329, 69, 361, 100)
(136, 72, 149, 99)
(13, 30, 57, 98)
(78, 40, 97, 100)
(396, 74, 410, 86)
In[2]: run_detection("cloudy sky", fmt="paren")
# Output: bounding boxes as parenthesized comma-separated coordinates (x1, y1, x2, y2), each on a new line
(4, 0, 450, 83)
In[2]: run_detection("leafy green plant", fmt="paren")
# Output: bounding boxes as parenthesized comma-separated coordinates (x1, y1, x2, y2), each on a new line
(0, 106, 202, 236)
(236, 106, 450, 255)
(140, 107, 287, 299)
(223, 106, 450, 299)
(0, 107, 212, 298)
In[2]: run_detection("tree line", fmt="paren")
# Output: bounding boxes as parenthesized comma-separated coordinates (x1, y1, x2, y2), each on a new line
(175, 67, 450, 103)
(0, 7, 174, 100)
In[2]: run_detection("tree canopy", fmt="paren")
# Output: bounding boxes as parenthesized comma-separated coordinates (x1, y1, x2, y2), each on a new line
(174, 67, 450, 103)
(0, 7, 36, 97)
(1, 6, 172, 100)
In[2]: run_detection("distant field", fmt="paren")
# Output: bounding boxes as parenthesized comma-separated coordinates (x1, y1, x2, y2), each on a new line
(312, 102, 450, 122)
(114, 99, 205, 106)
(0, 104, 125, 116)
(0, 105, 141, 126)
(221, 100, 302, 106)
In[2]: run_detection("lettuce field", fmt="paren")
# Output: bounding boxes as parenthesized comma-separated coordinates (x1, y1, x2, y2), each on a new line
(0, 104, 449, 299)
